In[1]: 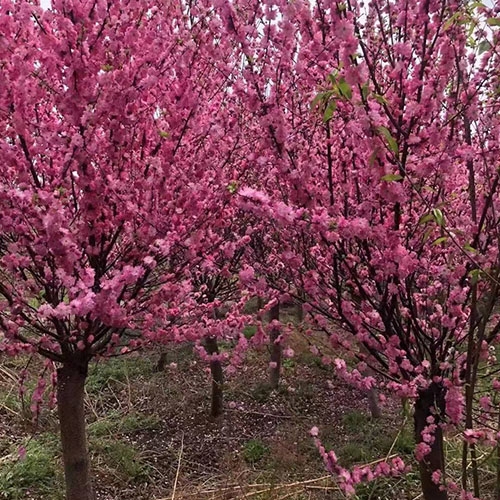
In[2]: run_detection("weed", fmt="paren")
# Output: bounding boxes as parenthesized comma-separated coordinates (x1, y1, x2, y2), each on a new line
(88, 411, 159, 438)
(0, 437, 61, 499)
(242, 439, 269, 464)
(86, 357, 153, 393)
(252, 382, 273, 403)
(91, 439, 151, 482)
(243, 325, 258, 340)
(342, 410, 369, 432)
(339, 442, 368, 466)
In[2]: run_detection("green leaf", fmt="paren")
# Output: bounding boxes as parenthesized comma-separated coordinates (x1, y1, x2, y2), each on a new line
(337, 78, 352, 100)
(373, 93, 388, 105)
(158, 130, 170, 138)
(328, 72, 338, 85)
(468, 268, 482, 284)
(478, 40, 491, 55)
(419, 213, 435, 225)
(444, 12, 461, 31)
(227, 181, 238, 194)
(323, 100, 337, 123)
(432, 236, 448, 246)
(377, 126, 399, 154)
(311, 92, 326, 110)
(464, 243, 477, 253)
(487, 18, 500, 26)
(361, 83, 370, 101)
(422, 227, 434, 243)
(381, 173, 403, 182)
(431, 208, 445, 227)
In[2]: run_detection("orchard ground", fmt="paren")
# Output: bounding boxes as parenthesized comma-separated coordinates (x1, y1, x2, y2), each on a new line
(0, 308, 498, 500)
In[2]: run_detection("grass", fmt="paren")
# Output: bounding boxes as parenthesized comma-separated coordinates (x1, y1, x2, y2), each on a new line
(315, 410, 416, 469)
(86, 356, 154, 394)
(243, 324, 258, 340)
(243, 439, 270, 464)
(0, 341, 426, 499)
(0, 435, 62, 500)
(88, 411, 160, 438)
(91, 439, 151, 482)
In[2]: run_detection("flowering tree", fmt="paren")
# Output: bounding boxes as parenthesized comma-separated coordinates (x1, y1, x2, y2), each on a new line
(0, 1, 247, 498)
(217, 0, 500, 498)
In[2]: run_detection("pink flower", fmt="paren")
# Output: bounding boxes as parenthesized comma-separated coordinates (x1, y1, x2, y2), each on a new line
(239, 266, 255, 284)
(415, 442, 431, 461)
(431, 470, 442, 484)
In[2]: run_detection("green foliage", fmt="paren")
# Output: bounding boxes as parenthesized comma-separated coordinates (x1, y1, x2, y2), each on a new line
(88, 411, 159, 438)
(393, 429, 415, 455)
(91, 439, 151, 482)
(354, 470, 420, 500)
(86, 357, 153, 393)
(334, 411, 414, 469)
(0, 437, 62, 499)
(243, 324, 258, 340)
(381, 173, 403, 182)
(242, 439, 269, 464)
(376, 126, 399, 154)
(431, 208, 445, 227)
(342, 410, 369, 432)
(252, 382, 273, 403)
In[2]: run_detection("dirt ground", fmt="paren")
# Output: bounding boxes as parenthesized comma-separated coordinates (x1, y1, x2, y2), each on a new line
(0, 321, 422, 500)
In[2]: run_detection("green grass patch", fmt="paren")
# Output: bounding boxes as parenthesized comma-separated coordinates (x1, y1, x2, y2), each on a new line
(88, 411, 160, 438)
(0, 435, 62, 499)
(242, 439, 269, 464)
(320, 411, 415, 469)
(91, 439, 151, 482)
(243, 325, 258, 340)
(86, 357, 153, 393)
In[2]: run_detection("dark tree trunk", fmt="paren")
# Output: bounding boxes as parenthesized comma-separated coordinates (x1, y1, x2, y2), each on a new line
(414, 383, 448, 500)
(367, 387, 382, 419)
(296, 288, 305, 322)
(205, 336, 224, 418)
(155, 351, 168, 372)
(269, 302, 281, 389)
(57, 360, 93, 500)
(359, 347, 381, 418)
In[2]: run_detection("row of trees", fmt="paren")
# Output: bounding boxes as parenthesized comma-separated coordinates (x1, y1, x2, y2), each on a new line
(1, 0, 499, 499)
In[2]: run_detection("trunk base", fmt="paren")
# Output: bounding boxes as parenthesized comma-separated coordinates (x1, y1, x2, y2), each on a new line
(205, 337, 224, 419)
(57, 360, 93, 500)
(414, 382, 448, 500)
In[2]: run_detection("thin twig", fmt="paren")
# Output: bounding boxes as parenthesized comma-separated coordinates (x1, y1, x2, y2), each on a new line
(171, 433, 184, 500)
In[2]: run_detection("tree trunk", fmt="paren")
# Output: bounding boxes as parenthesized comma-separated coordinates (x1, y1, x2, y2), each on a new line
(269, 302, 281, 389)
(414, 383, 448, 500)
(205, 336, 223, 418)
(155, 351, 168, 372)
(296, 288, 305, 322)
(57, 360, 93, 500)
(359, 346, 381, 418)
(367, 387, 382, 419)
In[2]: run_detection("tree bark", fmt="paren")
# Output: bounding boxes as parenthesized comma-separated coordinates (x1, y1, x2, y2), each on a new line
(205, 336, 224, 418)
(296, 288, 305, 322)
(57, 360, 93, 500)
(155, 351, 168, 372)
(269, 302, 281, 389)
(414, 383, 448, 500)
(367, 387, 382, 419)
